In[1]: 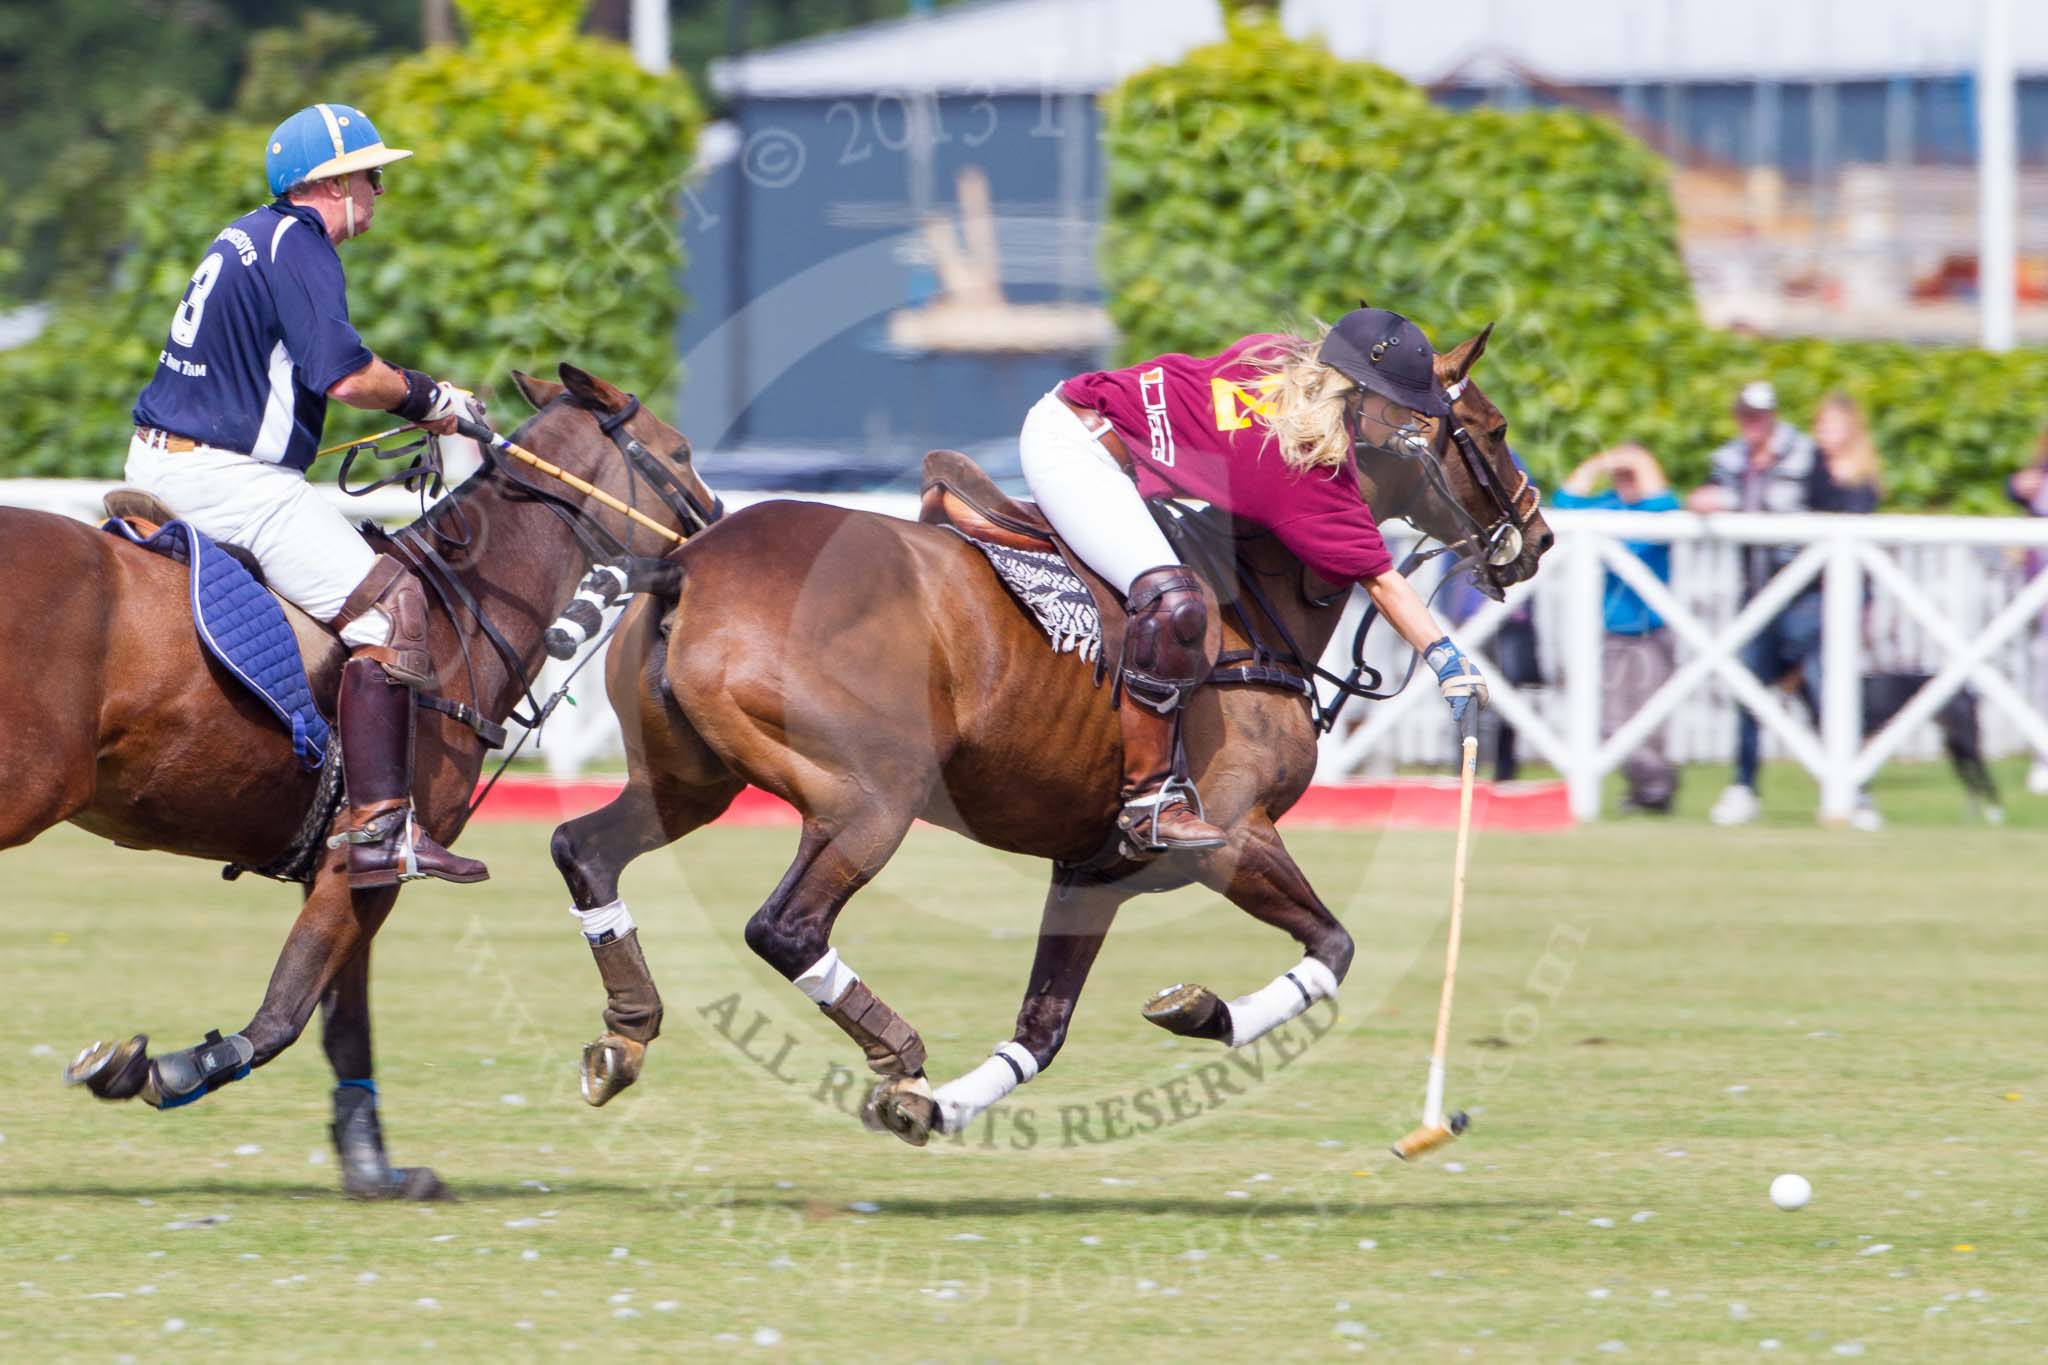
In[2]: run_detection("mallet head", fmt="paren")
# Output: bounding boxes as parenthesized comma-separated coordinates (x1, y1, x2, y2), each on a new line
(1391, 1109, 1469, 1161)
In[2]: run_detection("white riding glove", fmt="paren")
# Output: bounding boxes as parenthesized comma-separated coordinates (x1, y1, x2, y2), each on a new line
(423, 381, 486, 428)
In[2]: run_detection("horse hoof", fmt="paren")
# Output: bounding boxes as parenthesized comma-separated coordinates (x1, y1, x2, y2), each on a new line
(1142, 983, 1231, 1041)
(580, 1034, 646, 1108)
(343, 1165, 455, 1202)
(863, 1075, 936, 1148)
(64, 1036, 151, 1100)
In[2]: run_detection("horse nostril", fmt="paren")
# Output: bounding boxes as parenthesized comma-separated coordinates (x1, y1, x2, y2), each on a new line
(1534, 527, 1555, 554)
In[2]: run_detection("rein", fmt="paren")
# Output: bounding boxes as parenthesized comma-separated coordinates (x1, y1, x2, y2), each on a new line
(334, 397, 723, 810)
(1157, 379, 1536, 734)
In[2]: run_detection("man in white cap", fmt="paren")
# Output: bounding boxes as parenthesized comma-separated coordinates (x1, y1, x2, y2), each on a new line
(1687, 380, 1821, 825)
(126, 103, 488, 887)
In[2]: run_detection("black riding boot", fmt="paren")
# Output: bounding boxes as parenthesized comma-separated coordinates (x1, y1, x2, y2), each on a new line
(330, 658, 489, 889)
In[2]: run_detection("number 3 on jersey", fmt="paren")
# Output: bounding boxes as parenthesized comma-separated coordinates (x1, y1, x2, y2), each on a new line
(1210, 375, 1277, 431)
(169, 252, 225, 348)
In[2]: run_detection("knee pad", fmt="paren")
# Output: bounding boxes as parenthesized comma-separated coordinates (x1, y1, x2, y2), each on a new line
(333, 555, 431, 686)
(1122, 565, 1210, 705)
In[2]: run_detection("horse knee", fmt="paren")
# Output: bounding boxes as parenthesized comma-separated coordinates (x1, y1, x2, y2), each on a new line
(742, 908, 822, 979)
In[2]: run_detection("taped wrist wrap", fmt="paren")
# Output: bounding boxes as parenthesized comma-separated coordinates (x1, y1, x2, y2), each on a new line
(389, 367, 437, 422)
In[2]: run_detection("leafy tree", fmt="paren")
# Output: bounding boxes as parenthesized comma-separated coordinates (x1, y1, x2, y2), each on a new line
(1103, 15, 2047, 512)
(0, 0, 701, 477)
(0, 0, 420, 303)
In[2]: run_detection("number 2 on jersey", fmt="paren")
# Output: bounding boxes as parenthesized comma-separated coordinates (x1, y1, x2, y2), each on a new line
(1210, 375, 1277, 431)
(169, 252, 225, 348)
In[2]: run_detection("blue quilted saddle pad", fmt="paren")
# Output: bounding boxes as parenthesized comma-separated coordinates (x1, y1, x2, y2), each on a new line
(101, 518, 330, 769)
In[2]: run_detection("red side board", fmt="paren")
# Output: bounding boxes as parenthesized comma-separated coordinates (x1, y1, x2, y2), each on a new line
(473, 776, 1573, 833)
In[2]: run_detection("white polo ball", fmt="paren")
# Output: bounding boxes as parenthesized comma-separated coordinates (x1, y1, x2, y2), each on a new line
(1769, 1173, 1811, 1211)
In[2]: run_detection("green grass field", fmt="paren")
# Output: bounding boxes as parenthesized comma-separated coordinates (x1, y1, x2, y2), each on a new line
(2, 762, 2043, 1361)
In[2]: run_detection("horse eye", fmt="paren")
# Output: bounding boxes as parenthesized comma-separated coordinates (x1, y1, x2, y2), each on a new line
(1491, 425, 1508, 444)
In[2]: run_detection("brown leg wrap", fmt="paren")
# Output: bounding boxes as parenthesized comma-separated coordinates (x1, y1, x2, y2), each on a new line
(590, 929, 663, 1045)
(820, 981, 927, 1077)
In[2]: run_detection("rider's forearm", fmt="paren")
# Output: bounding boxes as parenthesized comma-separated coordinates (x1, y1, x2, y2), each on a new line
(329, 357, 437, 420)
(328, 358, 410, 411)
(1365, 568, 1448, 655)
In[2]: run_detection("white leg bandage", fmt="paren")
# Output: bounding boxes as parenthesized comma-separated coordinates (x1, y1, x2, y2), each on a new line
(1226, 958, 1339, 1047)
(571, 898, 636, 946)
(932, 1042, 1040, 1134)
(793, 948, 860, 1007)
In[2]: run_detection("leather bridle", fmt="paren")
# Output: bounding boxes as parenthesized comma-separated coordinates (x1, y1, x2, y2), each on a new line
(593, 394, 724, 545)
(338, 395, 723, 762)
(1363, 376, 1541, 578)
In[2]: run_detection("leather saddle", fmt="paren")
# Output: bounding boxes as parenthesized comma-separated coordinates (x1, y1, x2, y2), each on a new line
(919, 450, 1129, 672)
(918, 450, 1230, 677)
(103, 489, 347, 706)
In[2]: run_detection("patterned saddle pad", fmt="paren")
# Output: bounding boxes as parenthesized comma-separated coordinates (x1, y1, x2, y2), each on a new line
(101, 518, 330, 769)
(953, 535, 1104, 664)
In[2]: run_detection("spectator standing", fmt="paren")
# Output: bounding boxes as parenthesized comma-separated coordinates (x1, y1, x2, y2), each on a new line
(1553, 444, 1681, 812)
(1810, 391, 1885, 830)
(1686, 381, 1822, 825)
(1811, 391, 1883, 514)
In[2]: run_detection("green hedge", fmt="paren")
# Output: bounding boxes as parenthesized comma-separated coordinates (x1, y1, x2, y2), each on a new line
(1101, 17, 2043, 513)
(0, 1, 699, 477)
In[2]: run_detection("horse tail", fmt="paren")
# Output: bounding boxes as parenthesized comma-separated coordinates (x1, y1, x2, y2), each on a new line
(628, 554, 686, 601)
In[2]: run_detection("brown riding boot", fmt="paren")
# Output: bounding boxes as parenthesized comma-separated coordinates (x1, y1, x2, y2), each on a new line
(329, 658, 489, 889)
(1116, 698, 1228, 854)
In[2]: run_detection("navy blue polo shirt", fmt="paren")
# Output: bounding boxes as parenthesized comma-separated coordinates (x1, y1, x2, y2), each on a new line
(133, 200, 374, 471)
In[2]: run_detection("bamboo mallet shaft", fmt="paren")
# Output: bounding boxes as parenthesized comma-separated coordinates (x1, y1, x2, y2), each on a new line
(1392, 733, 1478, 1160)
(473, 428, 685, 547)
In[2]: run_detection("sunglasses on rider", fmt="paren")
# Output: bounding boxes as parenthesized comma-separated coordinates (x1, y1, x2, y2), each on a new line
(361, 167, 383, 191)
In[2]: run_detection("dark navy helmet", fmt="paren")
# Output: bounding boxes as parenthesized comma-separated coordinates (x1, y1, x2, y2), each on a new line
(1317, 306, 1451, 416)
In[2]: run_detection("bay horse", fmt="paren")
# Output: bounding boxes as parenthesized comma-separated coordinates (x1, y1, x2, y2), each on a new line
(550, 327, 1553, 1144)
(0, 364, 716, 1197)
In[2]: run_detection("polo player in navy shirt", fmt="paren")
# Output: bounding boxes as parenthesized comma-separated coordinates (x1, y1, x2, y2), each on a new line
(128, 103, 487, 889)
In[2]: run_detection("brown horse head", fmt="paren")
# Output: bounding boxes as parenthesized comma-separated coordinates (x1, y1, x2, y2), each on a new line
(1353, 324, 1551, 598)
(501, 362, 720, 550)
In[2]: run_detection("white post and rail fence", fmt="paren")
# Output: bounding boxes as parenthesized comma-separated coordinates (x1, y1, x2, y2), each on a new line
(10, 478, 2048, 823)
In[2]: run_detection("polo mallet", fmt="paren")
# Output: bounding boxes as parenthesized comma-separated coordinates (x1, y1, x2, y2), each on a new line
(1392, 732, 1478, 1161)
(456, 416, 685, 547)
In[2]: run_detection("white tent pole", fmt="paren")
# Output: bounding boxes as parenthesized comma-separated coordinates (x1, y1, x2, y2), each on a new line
(1979, 0, 2017, 352)
(630, 0, 669, 73)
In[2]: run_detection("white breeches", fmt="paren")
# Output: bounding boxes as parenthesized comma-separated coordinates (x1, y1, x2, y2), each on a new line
(125, 435, 387, 645)
(1019, 390, 1177, 596)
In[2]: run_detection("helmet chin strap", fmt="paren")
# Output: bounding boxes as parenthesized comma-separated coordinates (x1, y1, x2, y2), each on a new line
(342, 177, 357, 239)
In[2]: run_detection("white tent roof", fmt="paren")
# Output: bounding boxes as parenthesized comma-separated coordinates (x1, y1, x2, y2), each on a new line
(1289, 0, 2045, 86)
(712, 0, 2048, 100)
(712, 0, 1227, 98)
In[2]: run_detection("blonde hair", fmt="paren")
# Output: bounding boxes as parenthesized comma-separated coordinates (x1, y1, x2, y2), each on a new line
(1817, 390, 1882, 493)
(1245, 331, 1361, 474)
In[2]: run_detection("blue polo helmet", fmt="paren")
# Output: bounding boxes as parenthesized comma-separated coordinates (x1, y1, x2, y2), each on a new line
(265, 104, 412, 196)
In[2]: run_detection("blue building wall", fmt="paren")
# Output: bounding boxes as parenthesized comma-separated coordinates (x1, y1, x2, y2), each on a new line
(678, 92, 1103, 488)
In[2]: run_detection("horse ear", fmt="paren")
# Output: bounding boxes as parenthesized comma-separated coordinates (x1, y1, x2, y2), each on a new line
(558, 362, 630, 412)
(509, 369, 565, 411)
(1434, 321, 1495, 385)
